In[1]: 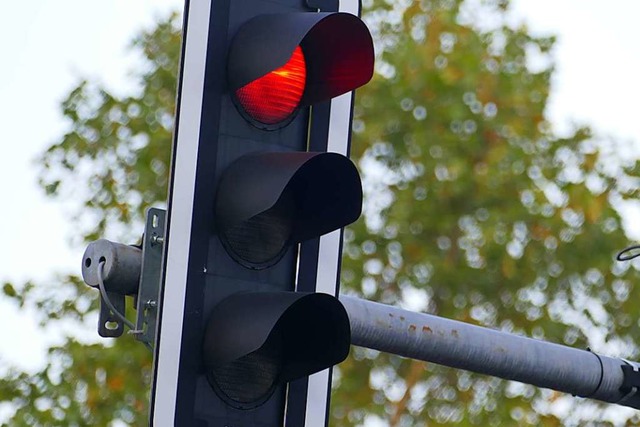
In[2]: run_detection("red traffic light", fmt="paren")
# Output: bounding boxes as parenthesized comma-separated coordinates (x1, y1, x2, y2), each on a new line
(228, 12, 374, 129)
(235, 46, 306, 125)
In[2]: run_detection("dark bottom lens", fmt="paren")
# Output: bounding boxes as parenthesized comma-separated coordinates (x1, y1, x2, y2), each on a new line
(208, 333, 283, 409)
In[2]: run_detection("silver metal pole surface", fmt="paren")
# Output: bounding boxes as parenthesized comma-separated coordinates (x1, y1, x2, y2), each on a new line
(340, 295, 640, 409)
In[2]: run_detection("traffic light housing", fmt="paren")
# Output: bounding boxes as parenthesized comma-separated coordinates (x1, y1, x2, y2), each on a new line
(203, 291, 350, 410)
(151, 1, 373, 425)
(215, 152, 362, 269)
(227, 12, 373, 128)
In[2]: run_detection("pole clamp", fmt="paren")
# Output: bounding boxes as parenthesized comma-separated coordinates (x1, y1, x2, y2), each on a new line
(616, 360, 640, 407)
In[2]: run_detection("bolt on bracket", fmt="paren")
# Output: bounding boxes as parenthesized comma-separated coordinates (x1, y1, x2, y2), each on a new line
(131, 207, 166, 348)
(81, 207, 166, 350)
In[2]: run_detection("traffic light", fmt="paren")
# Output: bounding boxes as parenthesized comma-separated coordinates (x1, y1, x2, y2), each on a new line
(151, 1, 373, 426)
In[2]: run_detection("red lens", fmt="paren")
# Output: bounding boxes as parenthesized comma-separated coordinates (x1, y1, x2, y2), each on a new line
(235, 46, 306, 125)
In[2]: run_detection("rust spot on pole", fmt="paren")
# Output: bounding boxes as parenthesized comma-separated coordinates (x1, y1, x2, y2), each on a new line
(422, 325, 433, 333)
(451, 329, 459, 338)
(409, 324, 417, 332)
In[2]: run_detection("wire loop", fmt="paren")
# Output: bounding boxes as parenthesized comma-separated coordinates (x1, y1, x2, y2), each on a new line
(617, 245, 640, 262)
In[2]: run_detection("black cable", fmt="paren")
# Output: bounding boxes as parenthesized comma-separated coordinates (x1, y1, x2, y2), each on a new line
(616, 245, 640, 262)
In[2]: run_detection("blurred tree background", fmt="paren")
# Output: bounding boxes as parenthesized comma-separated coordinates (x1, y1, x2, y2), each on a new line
(3, 0, 640, 425)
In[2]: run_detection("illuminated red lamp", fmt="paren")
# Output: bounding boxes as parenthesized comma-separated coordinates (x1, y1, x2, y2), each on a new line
(235, 46, 306, 125)
(227, 12, 374, 129)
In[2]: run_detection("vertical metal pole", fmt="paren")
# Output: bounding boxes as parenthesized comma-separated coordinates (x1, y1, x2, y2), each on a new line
(340, 295, 640, 409)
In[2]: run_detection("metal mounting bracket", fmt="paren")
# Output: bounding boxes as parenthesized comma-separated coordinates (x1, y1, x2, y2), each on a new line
(131, 207, 166, 349)
(97, 290, 127, 337)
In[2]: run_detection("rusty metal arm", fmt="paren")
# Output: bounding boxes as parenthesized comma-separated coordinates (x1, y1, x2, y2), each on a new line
(339, 295, 640, 409)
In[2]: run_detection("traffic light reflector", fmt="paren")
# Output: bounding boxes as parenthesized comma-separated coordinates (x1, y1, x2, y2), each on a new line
(228, 12, 374, 128)
(235, 46, 306, 125)
(215, 152, 362, 269)
(203, 291, 350, 409)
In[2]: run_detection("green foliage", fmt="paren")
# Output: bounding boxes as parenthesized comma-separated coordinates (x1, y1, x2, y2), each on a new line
(0, 337, 151, 426)
(333, 1, 640, 425)
(3, 1, 640, 425)
(37, 13, 180, 245)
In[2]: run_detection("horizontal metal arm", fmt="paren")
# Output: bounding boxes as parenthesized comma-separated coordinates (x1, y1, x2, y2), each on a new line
(340, 295, 640, 409)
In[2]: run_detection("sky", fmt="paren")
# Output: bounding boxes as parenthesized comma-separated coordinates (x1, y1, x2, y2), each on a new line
(1, 0, 640, 407)
(0, 0, 184, 372)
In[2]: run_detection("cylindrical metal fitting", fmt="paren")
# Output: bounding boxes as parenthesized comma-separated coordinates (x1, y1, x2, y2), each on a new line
(81, 239, 142, 295)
